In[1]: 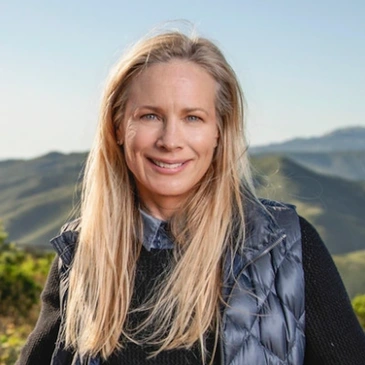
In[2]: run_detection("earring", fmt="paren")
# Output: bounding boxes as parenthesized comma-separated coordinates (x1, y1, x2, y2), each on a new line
(117, 140, 123, 146)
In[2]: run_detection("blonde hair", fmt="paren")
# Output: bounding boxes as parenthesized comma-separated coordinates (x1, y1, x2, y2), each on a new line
(65, 30, 255, 362)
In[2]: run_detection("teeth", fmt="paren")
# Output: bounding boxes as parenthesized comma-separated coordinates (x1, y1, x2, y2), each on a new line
(152, 160, 183, 169)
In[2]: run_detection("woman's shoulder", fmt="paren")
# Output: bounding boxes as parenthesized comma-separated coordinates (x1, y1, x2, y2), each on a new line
(253, 198, 300, 232)
(258, 198, 296, 210)
(254, 198, 299, 221)
(298, 215, 328, 257)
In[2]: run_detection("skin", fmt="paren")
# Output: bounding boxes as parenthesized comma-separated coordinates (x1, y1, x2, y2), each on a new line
(117, 60, 219, 220)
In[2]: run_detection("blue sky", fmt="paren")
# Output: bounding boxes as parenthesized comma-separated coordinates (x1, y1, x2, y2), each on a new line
(1, 0, 364, 159)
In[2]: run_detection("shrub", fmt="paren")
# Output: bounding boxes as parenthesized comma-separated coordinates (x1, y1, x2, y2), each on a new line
(352, 294, 365, 330)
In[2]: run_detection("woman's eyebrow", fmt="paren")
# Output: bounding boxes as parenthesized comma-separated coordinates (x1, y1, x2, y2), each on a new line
(131, 105, 163, 118)
(133, 105, 163, 113)
(182, 107, 209, 116)
(132, 106, 209, 116)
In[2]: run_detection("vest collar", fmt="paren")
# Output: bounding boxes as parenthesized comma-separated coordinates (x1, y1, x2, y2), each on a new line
(50, 198, 288, 270)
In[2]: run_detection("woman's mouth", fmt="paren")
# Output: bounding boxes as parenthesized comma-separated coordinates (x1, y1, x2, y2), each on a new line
(151, 159, 184, 169)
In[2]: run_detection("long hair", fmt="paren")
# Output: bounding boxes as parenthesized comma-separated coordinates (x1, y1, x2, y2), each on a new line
(64, 30, 255, 362)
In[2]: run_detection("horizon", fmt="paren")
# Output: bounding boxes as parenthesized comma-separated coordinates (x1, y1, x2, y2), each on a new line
(1, 124, 363, 162)
(1, 1, 365, 159)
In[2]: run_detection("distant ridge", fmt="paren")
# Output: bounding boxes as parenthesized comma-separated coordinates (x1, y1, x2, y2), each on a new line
(252, 154, 365, 254)
(281, 150, 365, 181)
(0, 152, 87, 248)
(326, 126, 365, 137)
(251, 126, 365, 154)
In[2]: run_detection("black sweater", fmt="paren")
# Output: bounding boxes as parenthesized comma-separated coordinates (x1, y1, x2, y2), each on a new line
(16, 217, 365, 364)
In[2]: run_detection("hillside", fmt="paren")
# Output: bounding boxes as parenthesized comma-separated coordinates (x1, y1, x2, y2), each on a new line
(0, 152, 86, 249)
(252, 155, 365, 254)
(0, 151, 364, 256)
(251, 126, 365, 154)
(285, 151, 365, 181)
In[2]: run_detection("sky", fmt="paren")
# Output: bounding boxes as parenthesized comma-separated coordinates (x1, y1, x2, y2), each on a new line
(1, 0, 364, 160)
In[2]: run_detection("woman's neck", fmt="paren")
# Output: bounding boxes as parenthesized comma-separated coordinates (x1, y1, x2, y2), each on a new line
(138, 195, 183, 220)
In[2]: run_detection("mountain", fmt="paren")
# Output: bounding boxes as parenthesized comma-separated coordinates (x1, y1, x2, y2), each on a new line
(251, 126, 365, 154)
(283, 151, 365, 181)
(1, 151, 364, 256)
(0, 152, 87, 249)
(252, 154, 365, 254)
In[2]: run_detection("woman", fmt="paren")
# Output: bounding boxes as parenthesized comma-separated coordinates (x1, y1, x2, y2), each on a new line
(17, 31, 365, 365)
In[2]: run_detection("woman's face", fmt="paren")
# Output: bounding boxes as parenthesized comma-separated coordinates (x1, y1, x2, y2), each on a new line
(117, 60, 219, 217)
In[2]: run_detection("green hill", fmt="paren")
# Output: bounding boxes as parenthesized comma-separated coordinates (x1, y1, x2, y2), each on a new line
(252, 154, 365, 254)
(1, 152, 365, 257)
(0, 152, 86, 249)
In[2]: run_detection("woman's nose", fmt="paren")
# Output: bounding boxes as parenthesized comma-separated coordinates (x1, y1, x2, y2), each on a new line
(156, 118, 184, 151)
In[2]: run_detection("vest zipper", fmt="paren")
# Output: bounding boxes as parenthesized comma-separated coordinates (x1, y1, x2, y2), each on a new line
(220, 233, 286, 365)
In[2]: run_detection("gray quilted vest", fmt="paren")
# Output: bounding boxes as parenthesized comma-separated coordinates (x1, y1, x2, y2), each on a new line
(220, 199, 305, 365)
(50, 199, 305, 365)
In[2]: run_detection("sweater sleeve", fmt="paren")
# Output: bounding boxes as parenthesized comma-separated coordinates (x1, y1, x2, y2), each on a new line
(301, 216, 365, 364)
(16, 256, 61, 365)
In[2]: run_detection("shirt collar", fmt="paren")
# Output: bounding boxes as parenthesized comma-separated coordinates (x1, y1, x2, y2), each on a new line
(140, 210, 174, 251)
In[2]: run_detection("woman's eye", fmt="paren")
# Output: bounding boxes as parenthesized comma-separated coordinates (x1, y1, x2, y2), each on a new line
(186, 115, 202, 122)
(141, 114, 158, 120)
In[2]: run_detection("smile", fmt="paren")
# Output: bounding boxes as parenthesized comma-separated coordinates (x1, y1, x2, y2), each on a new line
(151, 159, 184, 169)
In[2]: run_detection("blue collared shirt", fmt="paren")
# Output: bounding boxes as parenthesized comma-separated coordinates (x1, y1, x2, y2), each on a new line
(140, 210, 174, 251)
